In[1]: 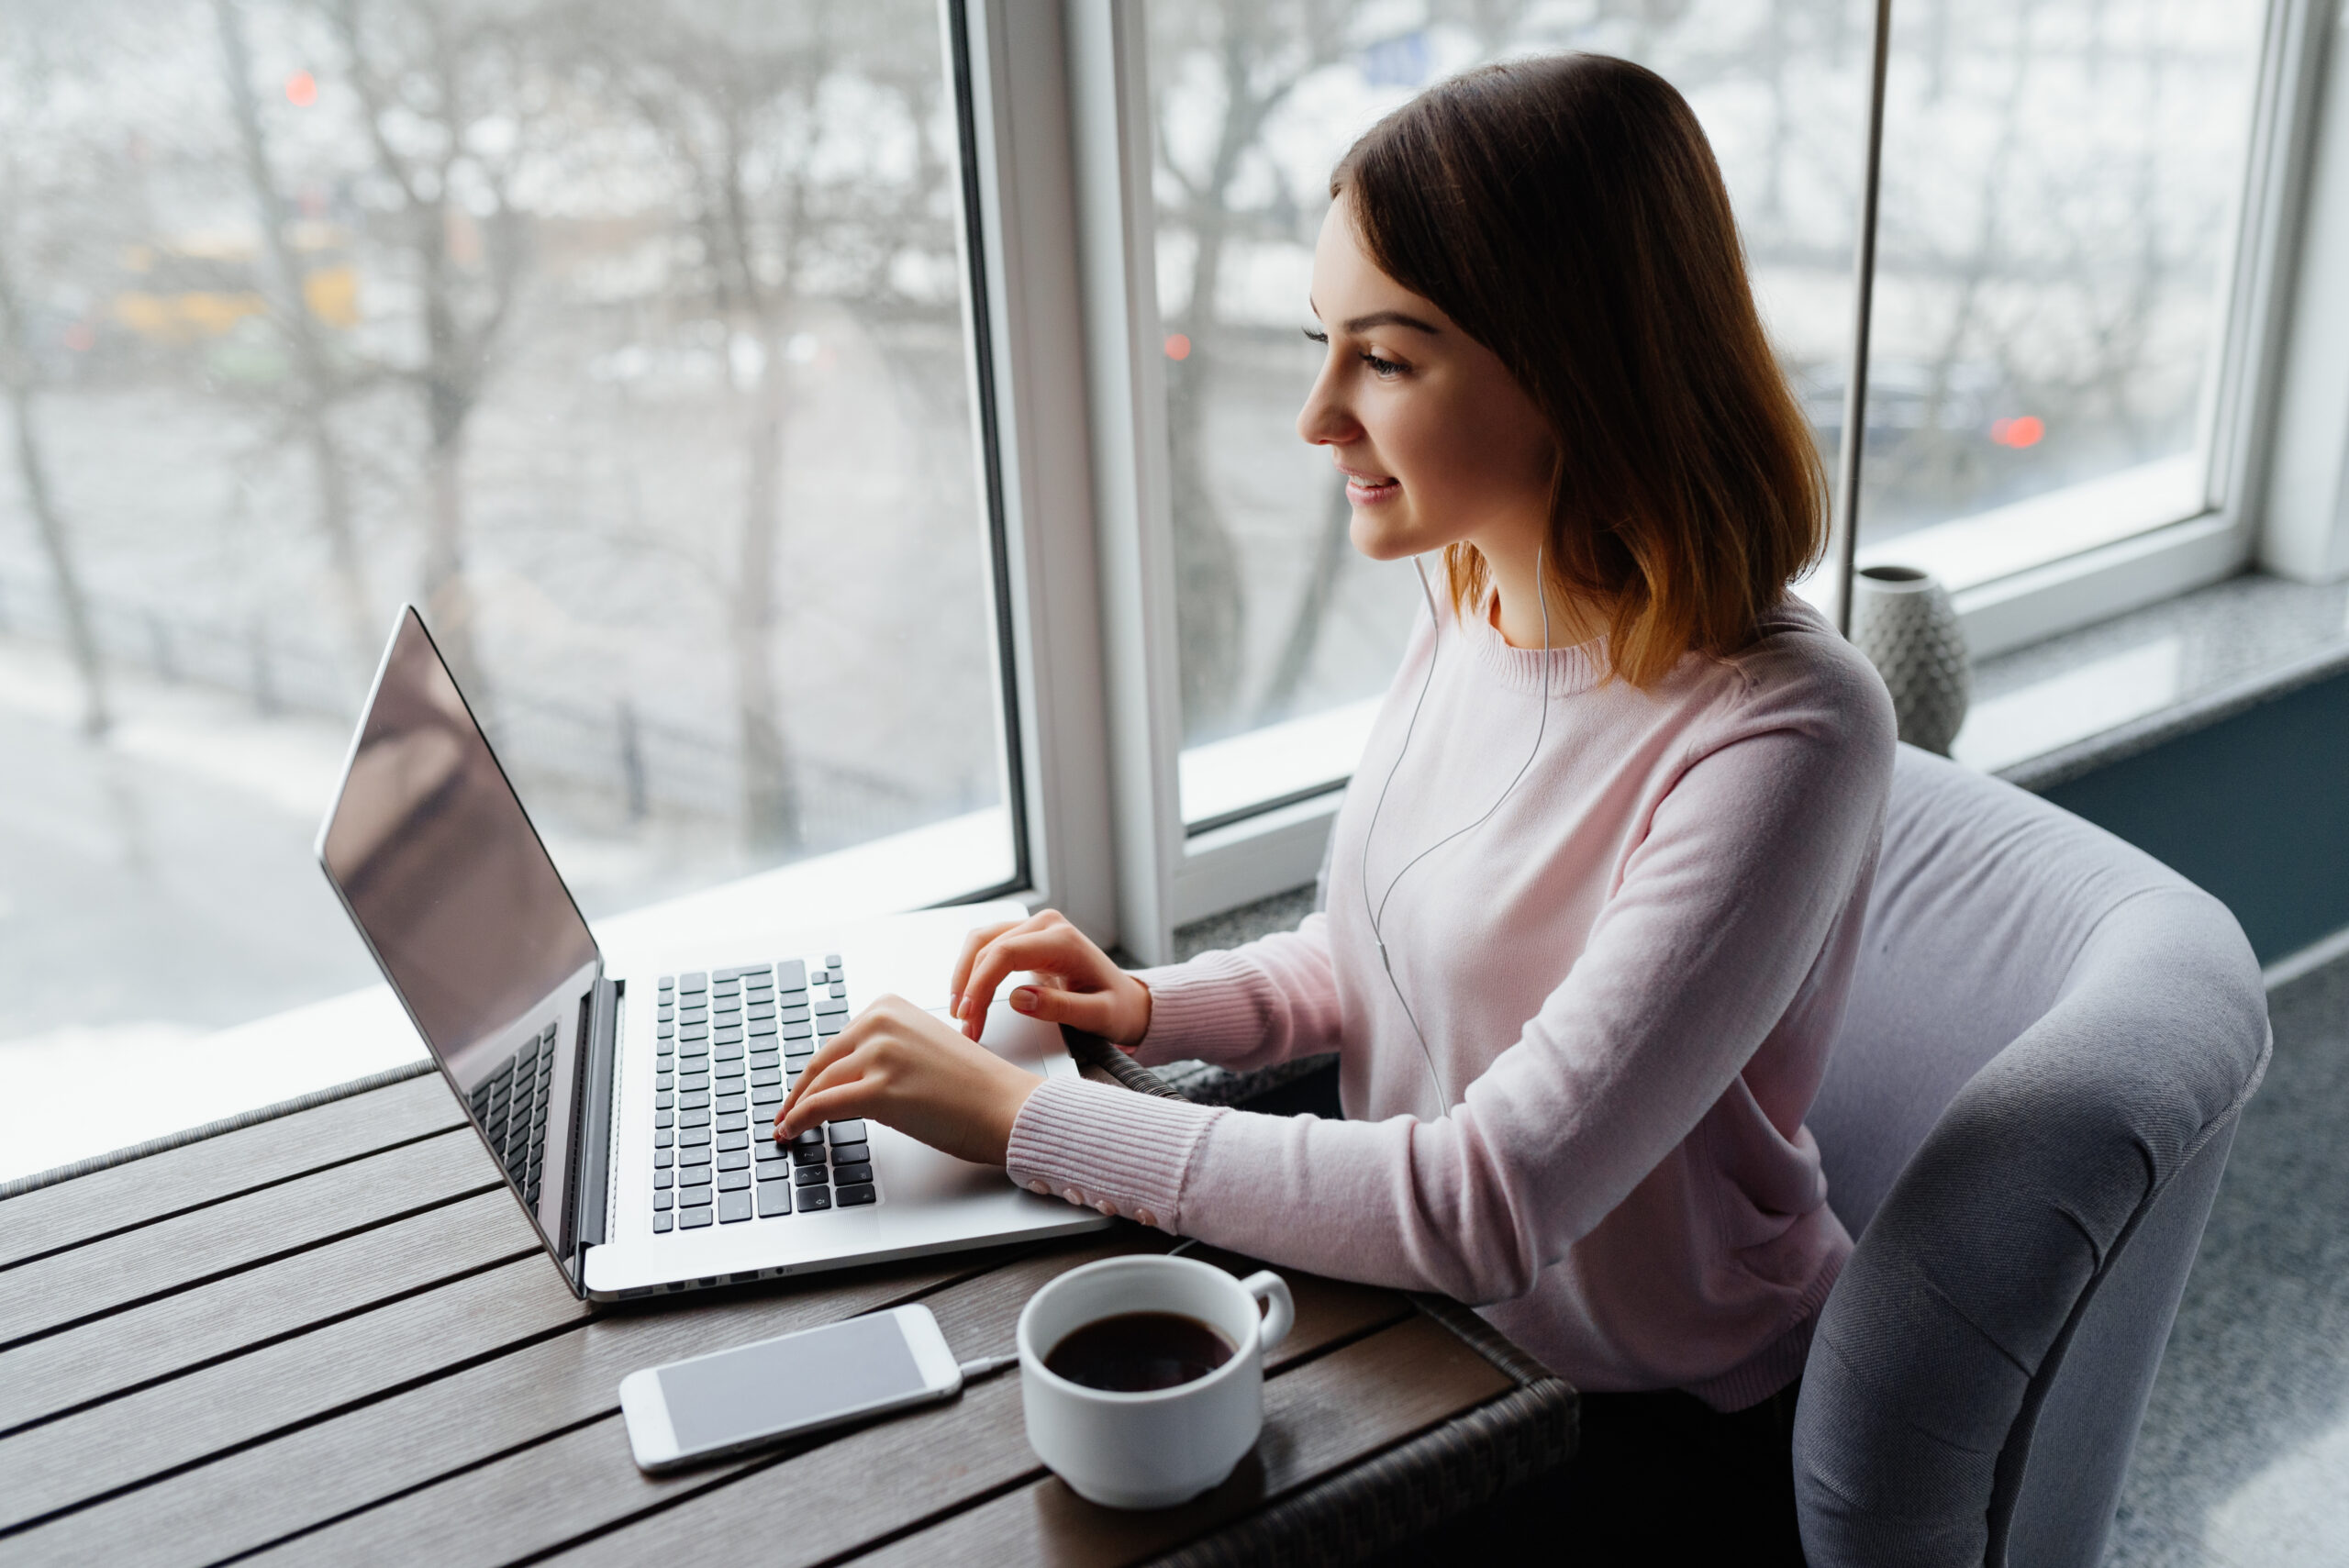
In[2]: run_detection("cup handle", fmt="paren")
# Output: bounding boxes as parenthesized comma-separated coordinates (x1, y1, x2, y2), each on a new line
(1240, 1271, 1293, 1356)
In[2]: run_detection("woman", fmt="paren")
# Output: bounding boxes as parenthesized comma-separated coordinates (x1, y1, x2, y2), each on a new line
(779, 53, 1892, 1554)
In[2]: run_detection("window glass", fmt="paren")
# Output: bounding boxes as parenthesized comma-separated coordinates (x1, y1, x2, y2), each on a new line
(0, 1, 1013, 1062)
(1148, 1, 1874, 827)
(1854, 0, 2266, 588)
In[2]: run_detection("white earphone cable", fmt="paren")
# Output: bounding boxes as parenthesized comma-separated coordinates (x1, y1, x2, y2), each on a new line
(1359, 547, 1554, 1117)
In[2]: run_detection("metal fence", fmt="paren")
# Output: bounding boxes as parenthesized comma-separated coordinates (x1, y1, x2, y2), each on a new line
(0, 569, 972, 858)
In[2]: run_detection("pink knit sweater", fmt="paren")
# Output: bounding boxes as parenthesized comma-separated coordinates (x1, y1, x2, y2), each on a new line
(1007, 595, 1895, 1409)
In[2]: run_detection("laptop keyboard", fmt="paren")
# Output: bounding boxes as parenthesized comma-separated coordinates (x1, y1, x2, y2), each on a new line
(469, 1022, 558, 1208)
(649, 957, 879, 1234)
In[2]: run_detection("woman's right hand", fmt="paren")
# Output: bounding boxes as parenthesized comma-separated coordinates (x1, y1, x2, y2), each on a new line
(949, 909, 1152, 1047)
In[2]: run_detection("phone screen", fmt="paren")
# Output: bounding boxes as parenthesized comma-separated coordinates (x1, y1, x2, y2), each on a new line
(657, 1313, 927, 1453)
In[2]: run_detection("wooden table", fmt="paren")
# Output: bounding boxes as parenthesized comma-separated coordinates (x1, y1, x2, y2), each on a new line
(0, 1067, 1574, 1566)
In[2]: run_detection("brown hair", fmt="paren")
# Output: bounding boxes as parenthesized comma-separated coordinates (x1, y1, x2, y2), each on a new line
(1333, 53, 1825, 685)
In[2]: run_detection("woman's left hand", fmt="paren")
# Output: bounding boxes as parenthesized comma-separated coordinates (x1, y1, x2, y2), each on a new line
(773, 995, 1043, 1167)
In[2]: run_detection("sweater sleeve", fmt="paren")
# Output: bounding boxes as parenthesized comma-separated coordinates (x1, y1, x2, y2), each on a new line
(1007, 670, 1893, 1296)
(1125, 911, 1344, 1073)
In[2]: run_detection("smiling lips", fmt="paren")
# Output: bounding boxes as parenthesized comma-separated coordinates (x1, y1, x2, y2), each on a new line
(1341, 467, 1400, 504)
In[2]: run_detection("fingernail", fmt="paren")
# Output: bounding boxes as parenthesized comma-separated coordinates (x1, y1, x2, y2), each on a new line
(1010, 986, 1037, 1014)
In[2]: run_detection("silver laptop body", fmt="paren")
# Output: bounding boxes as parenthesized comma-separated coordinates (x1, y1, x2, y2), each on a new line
(315, 606, 1108, 1303)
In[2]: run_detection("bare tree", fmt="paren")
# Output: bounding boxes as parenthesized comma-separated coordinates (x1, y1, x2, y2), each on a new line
(1152, 0, 1358, 740)
(0, 225, 108, 738)
(0, 17, 112, 740)
(322, 0, 533, 708)
(573, 0, 946, 851)
(213, 0, 378, 681)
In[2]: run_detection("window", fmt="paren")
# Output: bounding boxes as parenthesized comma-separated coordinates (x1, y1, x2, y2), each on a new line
(0, 1, 1018, 1060)
(1144, 2, 1877, 831)
(1852, 0, 2272, 596)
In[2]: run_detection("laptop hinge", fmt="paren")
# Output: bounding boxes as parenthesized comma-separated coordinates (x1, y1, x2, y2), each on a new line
(568, 974, 621, 1292)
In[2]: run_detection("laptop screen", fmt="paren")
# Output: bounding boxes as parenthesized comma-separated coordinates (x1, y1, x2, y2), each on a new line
(317, 608, 601, 1262)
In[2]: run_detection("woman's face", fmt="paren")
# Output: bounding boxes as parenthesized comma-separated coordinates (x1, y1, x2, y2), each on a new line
(1297, 198, 1557, 564)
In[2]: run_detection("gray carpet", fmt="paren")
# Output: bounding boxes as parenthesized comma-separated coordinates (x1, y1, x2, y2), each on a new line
(2104, 953, 2349, 1566)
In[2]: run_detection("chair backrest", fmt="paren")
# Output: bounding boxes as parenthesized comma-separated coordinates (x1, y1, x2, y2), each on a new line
(1795, 746, 2270, 1566)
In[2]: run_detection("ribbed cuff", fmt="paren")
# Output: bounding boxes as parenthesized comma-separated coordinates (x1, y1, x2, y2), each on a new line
(1131, 953, 1274, 1067)
(1684, 1245, 1846, 1411)
(1006, 1077, 1225, 1233)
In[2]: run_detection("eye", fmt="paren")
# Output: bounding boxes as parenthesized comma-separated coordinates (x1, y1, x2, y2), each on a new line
(1361, 350, 1406, 379)
(1302, 328, 1329, 345)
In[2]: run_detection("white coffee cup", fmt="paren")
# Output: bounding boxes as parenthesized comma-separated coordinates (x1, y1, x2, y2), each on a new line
(1018, 1254, 1296, 1509)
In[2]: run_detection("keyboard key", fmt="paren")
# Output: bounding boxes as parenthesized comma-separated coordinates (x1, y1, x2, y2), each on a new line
(677, 1145, 712, 1167)
(718, 1150, 751, 1172)
(654, 1189, 673, 1210)
(655, 1149, 674, 1168)
(679, 1074, 709, 1095)
(718, 1190, 752, 1223)
(678, 1126, 711, 1147)
(815, 997, 849, 1018)
(826, 1120, 867, 1145)
(717, 1129, 748, 1151)
(655, 1129, 674, 1149)
(791, 1144, 828, 1166)
(714, 1042, 744, 1062)
(659, 975, 675, 992)
(825, 953, 842, 968)
(750, 1067, 782, 1088)
(778, 1005, 812, 1025)
(829, 1140, 870, 1166)
(792, 1128, 825, 1148)
(831, 1162, 874, 1185)
(748, 1018, 777, 1038)
(679, 972, 707, 992)
(653, 1212, 674, 1234)
(655, 1167, 674, 1187)
(655, 1092, 675, 1111)
(829, 984, 848, 1000)
(678, 1166, 713, 1188)
(745, 1002, 774, 1019)
(783, 1021, 814, 1043)
(680, 1206, 714, 1229)
(716, 1112, 748, 1131)
(717, 1094, 747, 1115)
(756, 1181, 793, 1218)
(718, 1168, 751, 1192)
(792, 1163, 829, 1185)
(751, 1086, 783, 1109)
(655, 1073, 674, 1092)
(678, 1108, 709, 1129)
(677, 1090, 708, 1110)
(777, 960, 807, 990)
(754, 1139, 788, 1162)
(836, 1184, 876, 1207)
(796, 1186, 831, 1212)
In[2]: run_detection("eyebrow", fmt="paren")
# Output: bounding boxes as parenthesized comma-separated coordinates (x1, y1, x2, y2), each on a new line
(1308, 301, 1444, 336)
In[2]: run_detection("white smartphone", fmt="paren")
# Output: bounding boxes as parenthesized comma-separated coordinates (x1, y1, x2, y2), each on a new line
(618, 1304, 963, 1473)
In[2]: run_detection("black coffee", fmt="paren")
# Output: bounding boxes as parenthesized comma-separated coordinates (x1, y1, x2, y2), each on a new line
(1044, 1311, 1236, 1393)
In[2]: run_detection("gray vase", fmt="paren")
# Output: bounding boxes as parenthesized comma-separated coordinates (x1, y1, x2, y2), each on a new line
(1851, 565, 1970, 755)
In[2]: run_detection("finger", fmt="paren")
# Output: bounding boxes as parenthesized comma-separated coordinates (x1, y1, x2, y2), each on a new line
(778, 1026, 863, 1127)
(954, 914, 1060, 1028)
(780, 1044, 879, 1138)
(949, 919, 1026, 1015)
(1005, 982, 1126, 1038)
(959, 928, 1095, 1039)
(783, 1083, 883, 1137)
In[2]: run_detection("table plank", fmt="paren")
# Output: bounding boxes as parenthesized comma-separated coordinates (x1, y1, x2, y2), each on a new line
(535, 1261, 1413, 1568)
(0, 1252, 590, 1532)
(0, 1075, 463, 1272)
(0, 1126, 497, 1349)
(0, 1189, 539, 1437)
(8, 1254, 998, 1568)
(851, 1311, 1514, 1568)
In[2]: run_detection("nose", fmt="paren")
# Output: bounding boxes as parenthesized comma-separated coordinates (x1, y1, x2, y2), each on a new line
(1296, 350, 1360, 449)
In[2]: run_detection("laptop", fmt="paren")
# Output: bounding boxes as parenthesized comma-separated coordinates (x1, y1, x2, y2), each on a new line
(315, 606, 1109, 1301)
